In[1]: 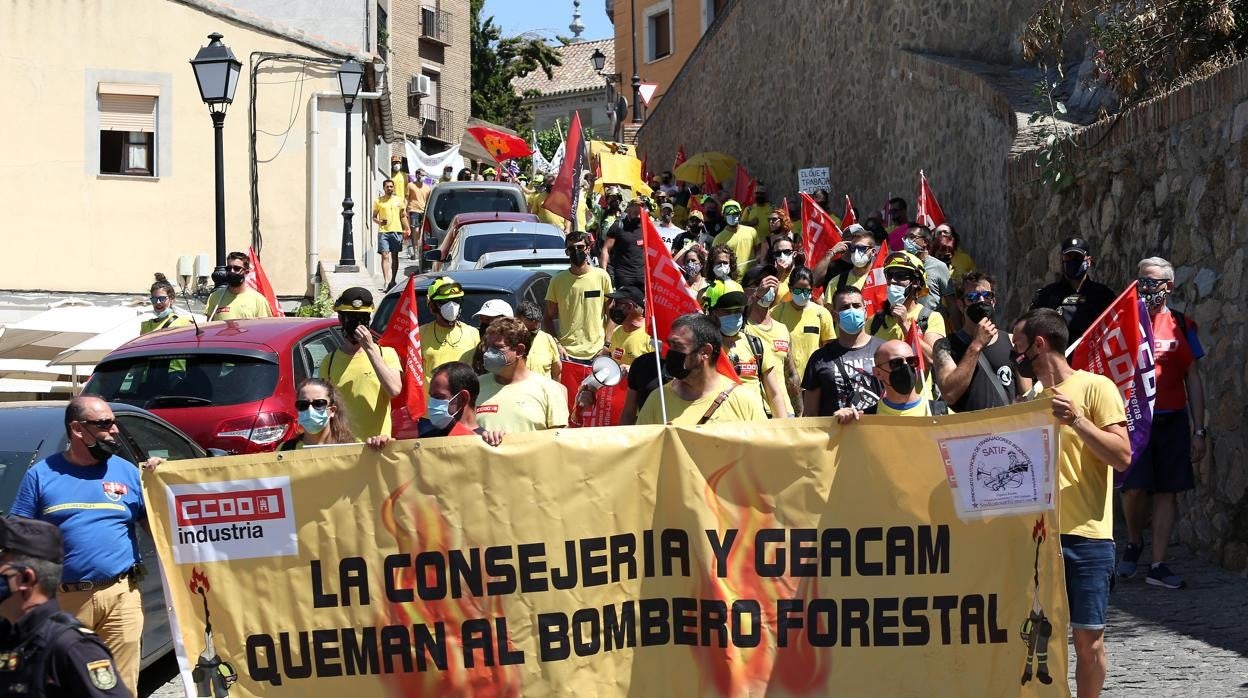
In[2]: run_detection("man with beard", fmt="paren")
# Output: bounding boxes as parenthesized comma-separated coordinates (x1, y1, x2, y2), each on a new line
(933, 272, 1031, 411)
(204, 251, 273, 320)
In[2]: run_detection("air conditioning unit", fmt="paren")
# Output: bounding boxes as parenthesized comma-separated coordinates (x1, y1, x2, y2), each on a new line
(408, 74, 433, 97)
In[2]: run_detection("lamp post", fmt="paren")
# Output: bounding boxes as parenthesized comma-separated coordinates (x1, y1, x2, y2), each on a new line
(336, 58, 364, 271)
(590, 48, 624, 140)
(190, 33, 242, 288)
(630, 0, 641, 123)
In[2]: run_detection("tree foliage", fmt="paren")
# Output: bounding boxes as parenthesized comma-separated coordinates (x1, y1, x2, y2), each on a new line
(470, 0, 564, 132)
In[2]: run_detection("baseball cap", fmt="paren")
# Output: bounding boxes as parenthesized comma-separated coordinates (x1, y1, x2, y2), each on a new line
(334, 287, 374, 313)
(606, 286, 645, 306)
(475, 299, 514, 319)
(0, 516, 63, 563)
(660, 202, 675, 212)
(843, 223, 868, 238)
(428, 277, 465, 301)
(1061, 237, 1090, 256)
(687, 209, 705, 221)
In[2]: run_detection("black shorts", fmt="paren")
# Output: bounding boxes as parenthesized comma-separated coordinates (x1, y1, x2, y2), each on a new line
(1122, 410, 1195, 493)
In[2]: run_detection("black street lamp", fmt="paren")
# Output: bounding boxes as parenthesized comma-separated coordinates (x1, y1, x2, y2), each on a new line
(336, 58, 364, 271)
(629, 0, 641, 123)
(190, 32, 242, 288)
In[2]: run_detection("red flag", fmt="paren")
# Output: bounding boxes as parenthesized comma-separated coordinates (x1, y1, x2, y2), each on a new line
(466, 125, 532, 162)
(542, 112, 586, 221)
(906, 317, 926, 376)
(688, 193, 705, 216)
(377, 277, 427, 419)
(916, 170, 946, 228)
(732, 164, 754, 206)
(558, 360, 628, 427)
(842, 194, 858, 229)
(702, 165, 720, 194)
(641, 215, 739, 384)
(800, 192, 843, 268)
(673, 146, 687, 170)
(640, 154, 651, 183)
(245, 247, 281, 316)
(859, 241, 891, 318)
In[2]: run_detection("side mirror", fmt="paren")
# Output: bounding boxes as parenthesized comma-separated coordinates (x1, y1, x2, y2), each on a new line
(424, 249, 442, 263)
(206, 448, 229, 457)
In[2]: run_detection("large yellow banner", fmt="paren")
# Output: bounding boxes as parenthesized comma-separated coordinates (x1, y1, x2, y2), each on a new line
(145, 400, 1069, 697)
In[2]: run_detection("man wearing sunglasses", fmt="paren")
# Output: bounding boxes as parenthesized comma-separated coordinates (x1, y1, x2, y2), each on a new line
(204, 251, 274, 321)
(545, 232, 614, 365)
(318, 287, 402, 438)
(10, 397, 165, 696)
(933, 272, 1030, 412)
(813, 225, 877, 295)
(869, 252, 946, 399)
(832, 340, 948, 420)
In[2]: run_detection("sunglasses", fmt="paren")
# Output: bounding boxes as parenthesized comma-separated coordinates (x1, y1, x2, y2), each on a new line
(295, 399, 330, 411)
(79, 418, 116, 430)
(885, 271, 916, 283)
(850, 244, 874, 254)
(775, 250, 794, 257)
(964, 290, 995, 303)
(226, 265, 247, 273)
(884, 357, 920, 371)
(150, 296, 170, 303)
(1137, 278, 1168, 288)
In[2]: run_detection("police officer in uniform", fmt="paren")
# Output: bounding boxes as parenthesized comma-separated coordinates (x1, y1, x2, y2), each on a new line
(0, 516, 129, 697)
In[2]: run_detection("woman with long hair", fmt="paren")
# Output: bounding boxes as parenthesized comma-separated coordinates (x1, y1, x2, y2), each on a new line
(280, 378, 355, 450)
(673, 244, 709, 296)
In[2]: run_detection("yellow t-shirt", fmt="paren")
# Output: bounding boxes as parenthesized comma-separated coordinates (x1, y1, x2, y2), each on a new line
(373, 194, 406, 233)
(773, 300, 835, 379)
(636, 374, 768, 425)
(317, 346, 402, 438)
(608, 325, 652, 366)
(419, 321, 480, 386)
(1052, 371, 1127, 539)
(140, 313, 193, 335)
(712, 224, 761, 280)
(391, 172, 408, 202)
(525, 329, 561, 378)
(406, 182, 431, 213)
(745, 320, 794, 417)
(742, 203, 773, 230)
(948, 248, 977, 287)
(546, 268, 613, 360)
(205, 287, 274, 321)
(873, 398, 950, 417)
(476, 373, 569, 432)
(722, 330, 780, 416)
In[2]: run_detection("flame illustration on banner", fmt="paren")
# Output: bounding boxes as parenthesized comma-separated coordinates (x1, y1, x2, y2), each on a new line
(693, 463, 830, 696)
(380, 480, 522, 697)
(188, 567, 238, 697)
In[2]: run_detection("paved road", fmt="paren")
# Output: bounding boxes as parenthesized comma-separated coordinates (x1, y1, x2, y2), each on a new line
(140, 544, 1248, 697)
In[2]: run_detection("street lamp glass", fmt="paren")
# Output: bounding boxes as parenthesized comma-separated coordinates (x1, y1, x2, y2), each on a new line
(338, 59, 364, 106)
(190, 32, 242, 114)
(590, 48, 606, 73)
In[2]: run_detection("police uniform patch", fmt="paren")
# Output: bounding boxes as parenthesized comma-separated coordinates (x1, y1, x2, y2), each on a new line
(86, 659, 117, 690)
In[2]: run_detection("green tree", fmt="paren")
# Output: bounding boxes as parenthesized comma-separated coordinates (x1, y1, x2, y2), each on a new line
(470, 0, 564, 131)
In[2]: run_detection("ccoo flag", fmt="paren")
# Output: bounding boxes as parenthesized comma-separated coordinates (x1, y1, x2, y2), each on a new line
(1067, 281, 1156, 483)
(842, 194, 858, 230)
(916, 170, 947, 229)
(245, 247, 281, 317)
(377, 277, 427, 420)
(542, 112, 586, 222)
(800, 192, 843, 269)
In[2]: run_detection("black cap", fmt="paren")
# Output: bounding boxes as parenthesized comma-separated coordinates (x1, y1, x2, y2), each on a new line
(1061, 237, 1090, 256)
(0, 516, 63, 563)
(606, 286, 645, 306)
(334, 287, 375, 313)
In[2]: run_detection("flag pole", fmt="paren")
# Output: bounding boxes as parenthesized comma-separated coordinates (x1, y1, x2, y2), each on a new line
(650, 312, 668, 424)
(1065, 280, 1139, 359)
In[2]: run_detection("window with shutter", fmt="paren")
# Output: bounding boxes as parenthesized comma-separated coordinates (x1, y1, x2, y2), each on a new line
(98, 83, 158, 176)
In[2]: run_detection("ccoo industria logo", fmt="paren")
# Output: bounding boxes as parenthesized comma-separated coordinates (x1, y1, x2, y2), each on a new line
(166, 477, 298, 564)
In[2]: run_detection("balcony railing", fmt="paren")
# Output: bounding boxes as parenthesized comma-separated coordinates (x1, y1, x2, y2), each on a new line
(420, 8, 452, 45)
(420, 103, 452, 141)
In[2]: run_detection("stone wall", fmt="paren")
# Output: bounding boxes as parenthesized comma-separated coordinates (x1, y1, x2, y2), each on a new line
(637, 0, 1038, 288)
(1007, 59, 1248, 570)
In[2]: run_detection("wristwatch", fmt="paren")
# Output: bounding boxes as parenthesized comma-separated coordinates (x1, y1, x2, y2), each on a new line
(1194, 427, 1209, 438)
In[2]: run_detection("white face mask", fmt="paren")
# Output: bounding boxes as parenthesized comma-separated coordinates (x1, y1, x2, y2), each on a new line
(851, 250, 872, 268)
(439, 301, 461, 322)
(887, 284, 908, 307)
(713, 264, 731, 280)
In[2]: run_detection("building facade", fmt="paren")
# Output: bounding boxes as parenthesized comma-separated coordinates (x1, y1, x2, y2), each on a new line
(387, 0, 472, 154)
(2, 0, 393, 296)
(514, 39, 615, 141)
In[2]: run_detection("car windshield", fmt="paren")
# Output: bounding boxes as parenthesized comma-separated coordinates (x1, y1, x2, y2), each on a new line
(0, 450, 38, 511)
(372, 290, 512, 333)
(463, 234, 564, 262)
(432, 190, 522, 229)
(84, 354, 279, 409)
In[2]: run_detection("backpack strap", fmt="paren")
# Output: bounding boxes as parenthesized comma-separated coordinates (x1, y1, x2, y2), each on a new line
(697, 384, 738, 425)
(917, 305, 933, 333)
(869, 311, 887, 335)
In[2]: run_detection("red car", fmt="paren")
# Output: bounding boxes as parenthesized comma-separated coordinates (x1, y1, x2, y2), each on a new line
(83, 317, 341, 454)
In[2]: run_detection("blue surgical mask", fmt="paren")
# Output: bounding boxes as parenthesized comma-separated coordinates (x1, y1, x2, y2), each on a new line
(153, 307, 172, 319)
(757, 288, 777, 307)
(903, 238, 922, 256)
(426, 396, 458, 429)
(483, 348, 512, 374)
(887, 283, 908, 307)
(298, 407, 330, 434)
(725, 214, 741, 226)
(838, 307, 866, 334)
(719, 314, 744, 336)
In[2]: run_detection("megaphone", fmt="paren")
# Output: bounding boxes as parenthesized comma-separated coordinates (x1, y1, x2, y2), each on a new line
(586, 356, 622, 389)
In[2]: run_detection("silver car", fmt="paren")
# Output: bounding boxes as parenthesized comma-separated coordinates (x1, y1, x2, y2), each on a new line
(427, 220, 566, 272)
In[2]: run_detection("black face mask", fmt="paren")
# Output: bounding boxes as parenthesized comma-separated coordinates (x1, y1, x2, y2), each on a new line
(608, 306, 629, 324)
(664, 349, 692, 380)
(568, 249, 588, 266)
(339, 313, 369, 343)
(1063, 258, 1089, 280)
(623, 217, 641, 231)
(966, 302, 994, 324)
(225, 272, 247, 287)
(87, 436, 118, 463)
(1012, 342, 1036, 380)
(888, 364, 917, 395)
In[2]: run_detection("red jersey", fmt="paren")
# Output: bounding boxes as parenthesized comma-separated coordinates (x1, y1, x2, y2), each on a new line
(1150, 309, 1203, 412)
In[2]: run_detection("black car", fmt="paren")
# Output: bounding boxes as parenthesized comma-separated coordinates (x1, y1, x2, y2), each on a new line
(0, 401, 218, 670)
(372, 268, 553, 334)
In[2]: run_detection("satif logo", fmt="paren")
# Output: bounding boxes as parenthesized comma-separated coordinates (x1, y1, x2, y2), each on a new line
(175, 489, 285, 527)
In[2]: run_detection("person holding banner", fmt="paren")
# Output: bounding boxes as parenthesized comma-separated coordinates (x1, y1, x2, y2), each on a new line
(280, 379, 355, 450)
(702, 279, 789, 418)
(802, 286, 884, 416)
(1118, 257, 1207, 589)
(636, 313, 767, 425)
(832, 340, 947, 420)
(1029, 236, 1116, 342)
(477, 318, 569, 432)
(545, 232, 613, 364)
(1011, 308, 1131, 698)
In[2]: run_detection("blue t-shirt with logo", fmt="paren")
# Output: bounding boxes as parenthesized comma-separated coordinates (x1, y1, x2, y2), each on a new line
(10, 453, 145, 582)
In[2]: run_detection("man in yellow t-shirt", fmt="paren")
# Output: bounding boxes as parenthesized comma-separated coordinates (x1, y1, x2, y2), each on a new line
(1012, 308, 1130, 698)
(740, 186, 774, 238)
(870, 251, 946, 399)
(317, 287, 403, 438)
(406, 168, 432, 259)
(711, 200, 761, 281)
(637, 313, 766, 425)
(703, 280, 787, 418)
(545, 232, 613, 362)
(603, 287, 651, 369)
(418, 277, 480, 392)
(476, 318, 569, 432)
(517, 300, 561, 381)
(373, 178, 408, 291)
(205, 251, 274, 321)
(772, 267, 835, 380)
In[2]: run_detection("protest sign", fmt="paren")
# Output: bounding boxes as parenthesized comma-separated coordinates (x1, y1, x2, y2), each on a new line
(797, 167, 830, 193)
(146, 400, 1068, 697)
